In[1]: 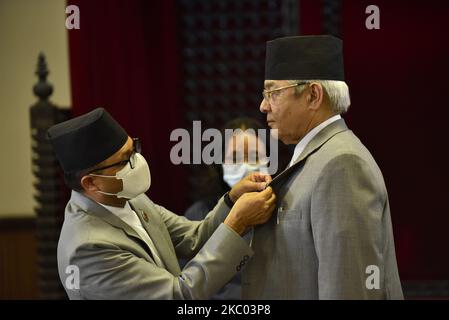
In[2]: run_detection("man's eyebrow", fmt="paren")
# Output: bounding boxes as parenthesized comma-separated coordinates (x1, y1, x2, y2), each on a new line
(264, 81, 275, 90)
(123, 147, 134, 157)
(117, 143, 133, 159)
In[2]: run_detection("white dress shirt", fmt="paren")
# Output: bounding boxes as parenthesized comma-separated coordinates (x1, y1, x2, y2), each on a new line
(100, 201, 165, 268)
(288, 114, 342, 168)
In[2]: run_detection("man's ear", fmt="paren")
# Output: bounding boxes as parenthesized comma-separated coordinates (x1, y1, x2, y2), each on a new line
(307, 83, 324, 111)
(80, 175, 99, 193)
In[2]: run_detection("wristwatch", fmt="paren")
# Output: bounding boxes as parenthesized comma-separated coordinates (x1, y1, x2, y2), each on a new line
(224, 191, 235, 208)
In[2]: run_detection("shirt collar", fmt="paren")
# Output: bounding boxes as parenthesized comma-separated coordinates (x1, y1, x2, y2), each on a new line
(288, 114, 342, 167)
(99, 201, 142, 227)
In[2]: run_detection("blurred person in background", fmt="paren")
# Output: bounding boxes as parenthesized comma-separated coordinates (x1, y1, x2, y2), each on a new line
(183, 117, 269, 299)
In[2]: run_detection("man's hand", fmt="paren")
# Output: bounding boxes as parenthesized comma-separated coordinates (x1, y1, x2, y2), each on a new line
(224, 187, 276, 235)
(228, 172, 272, 203)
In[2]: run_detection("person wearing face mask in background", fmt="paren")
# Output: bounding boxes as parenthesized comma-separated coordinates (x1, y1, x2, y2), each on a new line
(47, 108, 276, 300)
(182, 117, 275, 300)
(185, 118, 272, 221)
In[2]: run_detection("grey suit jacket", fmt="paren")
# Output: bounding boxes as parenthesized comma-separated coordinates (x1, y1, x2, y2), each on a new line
(242, 119, 403, 299)
(57, 191, 253, 299)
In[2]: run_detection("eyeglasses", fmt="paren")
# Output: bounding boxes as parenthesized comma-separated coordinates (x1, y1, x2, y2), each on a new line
(262, 82, 308, 104)
(89, 138, 141, 173)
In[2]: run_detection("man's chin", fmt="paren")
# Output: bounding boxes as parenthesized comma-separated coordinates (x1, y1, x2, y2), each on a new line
(268, 124, 290, 144)
(269, 126, 279, 136)
(274, 131, 293, 145)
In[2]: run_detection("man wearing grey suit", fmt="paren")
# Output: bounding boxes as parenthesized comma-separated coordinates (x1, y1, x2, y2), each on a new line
(48, 108, 276, 299)
(242, 35, 403, 299)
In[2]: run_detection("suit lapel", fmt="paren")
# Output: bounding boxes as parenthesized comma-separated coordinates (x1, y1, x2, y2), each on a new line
(129, 199, 181, 275)
(71, 191, 141, 241)
(70, 191, 169, 269)
(268, 118, 349, 190)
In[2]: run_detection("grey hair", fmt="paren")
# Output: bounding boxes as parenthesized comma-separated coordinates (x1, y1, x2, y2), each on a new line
(288, 80, 351, 114)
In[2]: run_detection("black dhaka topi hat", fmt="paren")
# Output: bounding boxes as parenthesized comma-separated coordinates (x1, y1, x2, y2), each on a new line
(47, 107, 128, 173)
(265, 35, 344, 81)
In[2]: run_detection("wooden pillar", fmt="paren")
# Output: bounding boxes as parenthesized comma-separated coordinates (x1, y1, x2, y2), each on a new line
(30, 53, 70, 299)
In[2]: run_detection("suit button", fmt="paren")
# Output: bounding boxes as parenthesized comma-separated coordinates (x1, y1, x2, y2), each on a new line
(142, 212, 149, 222)
(236, 257, 248, 271)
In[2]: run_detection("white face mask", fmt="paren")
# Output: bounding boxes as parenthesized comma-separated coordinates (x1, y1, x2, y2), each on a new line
(222, 162, 269, 188)
(89, 153, 151, 199)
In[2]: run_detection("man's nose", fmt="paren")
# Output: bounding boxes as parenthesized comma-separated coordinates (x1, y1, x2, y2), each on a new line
(260, 99, 270, 114)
